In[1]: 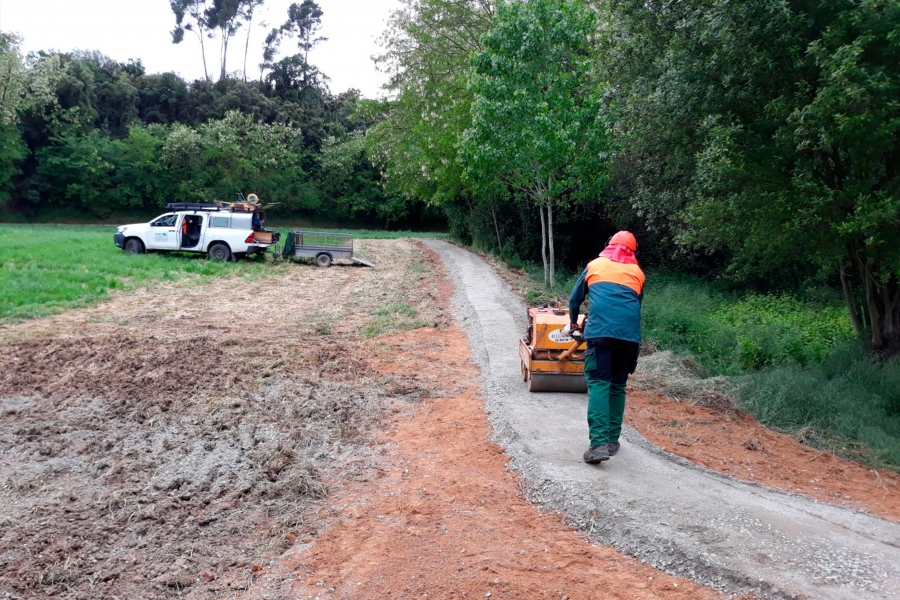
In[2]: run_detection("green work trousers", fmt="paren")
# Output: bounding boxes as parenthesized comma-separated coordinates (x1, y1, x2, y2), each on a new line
(583, 337, 638, 447)
(586, 380, 626, 447)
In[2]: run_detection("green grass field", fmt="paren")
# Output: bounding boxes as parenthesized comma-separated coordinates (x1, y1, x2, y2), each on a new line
(0, 224, 444, 321)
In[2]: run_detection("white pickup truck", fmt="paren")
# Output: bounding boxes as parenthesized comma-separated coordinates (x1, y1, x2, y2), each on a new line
(114, 202, 280, 261)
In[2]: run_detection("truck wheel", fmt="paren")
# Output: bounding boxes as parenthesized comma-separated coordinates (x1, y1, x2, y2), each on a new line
(124, 239, 144, 254)
(208, 243, 232, 261)
(316, 253, 332, 268)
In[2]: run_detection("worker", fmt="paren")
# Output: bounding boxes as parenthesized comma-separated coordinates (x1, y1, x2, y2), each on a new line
(567, 231, 645, 464)
(181, 216, 190, 247)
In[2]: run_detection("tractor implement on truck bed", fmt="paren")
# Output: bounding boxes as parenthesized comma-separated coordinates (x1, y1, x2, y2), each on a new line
(519, 306, 587, 393)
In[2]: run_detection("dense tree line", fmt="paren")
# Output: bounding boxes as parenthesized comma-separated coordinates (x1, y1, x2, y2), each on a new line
(0, 4, 437, 228)
(368, 0, 900, 356)
(2, 0, 898, 354)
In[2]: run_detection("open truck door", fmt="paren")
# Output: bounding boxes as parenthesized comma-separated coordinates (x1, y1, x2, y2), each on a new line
(147, 214, 181, 250)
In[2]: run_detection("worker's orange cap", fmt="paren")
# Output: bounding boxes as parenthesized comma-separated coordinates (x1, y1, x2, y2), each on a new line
(608, 231, 637, 251)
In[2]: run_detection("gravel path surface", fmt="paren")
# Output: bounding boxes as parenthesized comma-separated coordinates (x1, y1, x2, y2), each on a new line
(424, 239, 900, 600)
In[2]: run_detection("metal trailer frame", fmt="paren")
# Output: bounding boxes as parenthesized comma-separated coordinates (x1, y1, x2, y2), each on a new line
(285, 230, 374, 267)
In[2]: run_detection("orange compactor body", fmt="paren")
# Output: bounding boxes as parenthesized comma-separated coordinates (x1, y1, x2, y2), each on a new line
(519, 307, 587, 393)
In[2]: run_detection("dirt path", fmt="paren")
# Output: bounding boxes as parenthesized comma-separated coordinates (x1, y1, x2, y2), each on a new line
(424, 239, 900, 600)
(245, 325, 722, 600)
(481, 252, 900, 522)
(626, 388, 900, 522)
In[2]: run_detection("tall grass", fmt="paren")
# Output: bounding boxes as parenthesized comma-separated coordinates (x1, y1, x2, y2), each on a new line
(641, 273, 900, 470)
(734, 349, 900, 468)
(642, 275, 854, 375)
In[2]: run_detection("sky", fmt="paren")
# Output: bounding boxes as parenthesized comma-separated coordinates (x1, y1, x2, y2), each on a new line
(0, 0, 401, 98)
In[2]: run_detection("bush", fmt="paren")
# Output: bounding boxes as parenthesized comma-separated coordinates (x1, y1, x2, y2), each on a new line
(715, 295, 853, 370)
(642, 274, 853, 375)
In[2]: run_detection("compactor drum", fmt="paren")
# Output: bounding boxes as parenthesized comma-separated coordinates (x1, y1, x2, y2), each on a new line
(519, 307, 587, 393)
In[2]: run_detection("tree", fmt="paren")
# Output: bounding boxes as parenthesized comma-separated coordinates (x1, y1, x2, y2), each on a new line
(599, 0, 900, 355)
(170, 0, 213, 81)
(319, 133, 412, 223)
(0, 34, 61, 200)
(367, 0, 495, 241)
(459, 0, 610, 288)
(206, 0, 243, 80)
(282, 1, 326, 63)
(239, 0, 266, 81)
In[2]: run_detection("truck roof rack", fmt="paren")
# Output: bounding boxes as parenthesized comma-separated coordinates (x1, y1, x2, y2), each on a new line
(165, 202, 221, 212)
(165, 201, 265, 213)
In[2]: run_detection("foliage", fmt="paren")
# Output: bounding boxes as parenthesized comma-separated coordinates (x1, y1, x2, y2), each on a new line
(368, 0, 494, 207)
(715, 295, 854, 371)
(459, 0, 609, 288)
(0, 34, 430, 229)
(642, 274, 854, 375)
(597, 0, 900, 354)
(319, 133, 413, 223)
(162, 111, 311, 208)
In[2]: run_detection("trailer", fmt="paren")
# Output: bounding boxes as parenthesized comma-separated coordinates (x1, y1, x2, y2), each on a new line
(281, 230, 375, 267)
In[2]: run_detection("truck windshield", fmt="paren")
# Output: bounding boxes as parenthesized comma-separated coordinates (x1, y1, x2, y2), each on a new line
(151, 215, 177, 227)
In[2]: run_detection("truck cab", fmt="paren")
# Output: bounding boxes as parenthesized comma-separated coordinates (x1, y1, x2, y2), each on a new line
(114, 202, 279, 261)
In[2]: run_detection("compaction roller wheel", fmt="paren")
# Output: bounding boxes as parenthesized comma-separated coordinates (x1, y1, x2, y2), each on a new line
(526, 371, 587, 393)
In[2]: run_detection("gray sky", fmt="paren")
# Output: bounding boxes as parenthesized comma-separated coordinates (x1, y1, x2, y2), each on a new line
(0, 0, 401, 98)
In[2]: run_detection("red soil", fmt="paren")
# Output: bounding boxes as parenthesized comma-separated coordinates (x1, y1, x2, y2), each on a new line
(245, 326, 732, 600)
(626, 391, 900, 522)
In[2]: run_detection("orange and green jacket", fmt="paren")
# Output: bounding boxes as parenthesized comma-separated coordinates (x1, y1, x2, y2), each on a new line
(568, 257, 645, 343)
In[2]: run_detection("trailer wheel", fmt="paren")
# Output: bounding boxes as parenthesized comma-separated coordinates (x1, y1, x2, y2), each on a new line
(316, 253, 332, 268)
(124, 238, 144, 254)
(208, 242, 232, 261)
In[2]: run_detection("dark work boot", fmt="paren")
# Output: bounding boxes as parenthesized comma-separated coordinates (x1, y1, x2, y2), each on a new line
(608, 441, 621, 456)
(583, 445, 610, 464)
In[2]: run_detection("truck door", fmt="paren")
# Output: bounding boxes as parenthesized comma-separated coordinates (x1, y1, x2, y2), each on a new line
(147, 214, 181, 250)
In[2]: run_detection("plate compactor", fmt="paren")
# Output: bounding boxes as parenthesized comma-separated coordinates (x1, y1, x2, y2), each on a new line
(519, 306, 587, 393)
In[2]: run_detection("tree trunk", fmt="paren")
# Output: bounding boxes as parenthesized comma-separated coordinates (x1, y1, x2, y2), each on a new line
(243, 13, 253, 82)
(220, 30, 229, 80)
(489, 198, 502, 253)
(197, 29, 210, 82)
(547, 201, 556, 289)
(851, 249, 900, 356)
(839, 263, 865, 339)
(538, 202, 548, 286)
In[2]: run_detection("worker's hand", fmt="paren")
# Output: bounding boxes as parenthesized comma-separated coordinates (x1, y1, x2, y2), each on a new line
(564, 322, 578, 335)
